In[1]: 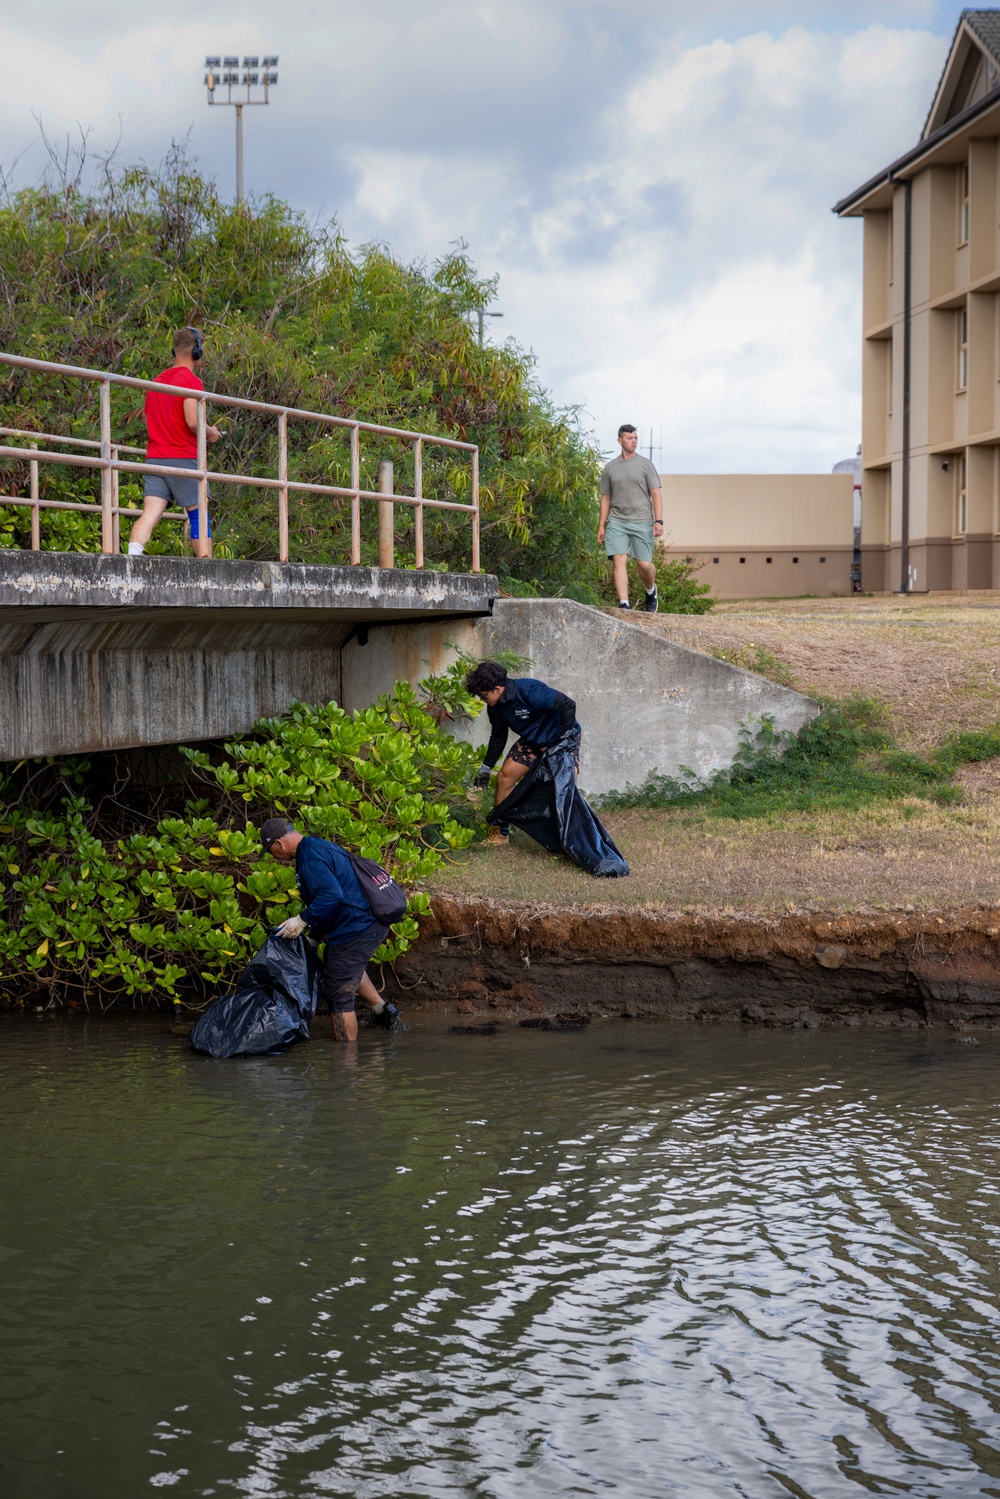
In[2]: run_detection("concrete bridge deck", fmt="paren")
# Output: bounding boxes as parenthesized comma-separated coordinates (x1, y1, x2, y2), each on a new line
(0, 552, 497, 759)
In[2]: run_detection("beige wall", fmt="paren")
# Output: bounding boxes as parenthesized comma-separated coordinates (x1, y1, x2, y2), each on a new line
(658, 474, 854, 599)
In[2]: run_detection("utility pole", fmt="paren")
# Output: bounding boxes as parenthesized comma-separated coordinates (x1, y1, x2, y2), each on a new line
(644, 426, 663, 464)
(204, 54, 279, 203)
(476, 309, 504, 346)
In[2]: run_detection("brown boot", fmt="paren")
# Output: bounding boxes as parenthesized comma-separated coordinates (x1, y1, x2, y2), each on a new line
(486, 826, 510, 846)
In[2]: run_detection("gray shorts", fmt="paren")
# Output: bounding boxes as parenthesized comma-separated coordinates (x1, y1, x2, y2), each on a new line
(143, 456, 210, 509)
(604, 517, 654, 562)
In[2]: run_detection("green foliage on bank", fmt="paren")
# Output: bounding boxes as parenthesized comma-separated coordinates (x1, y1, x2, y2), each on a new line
(0, 146, 710, 610)
(0, 663, 483, 1009)
(596, 698, 1000, 819)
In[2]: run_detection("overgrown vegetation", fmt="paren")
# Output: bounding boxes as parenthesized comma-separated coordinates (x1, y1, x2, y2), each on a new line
(0, 662, 484, 1010)
(0, 142, 710, 609)
(595, 697, 1000, 819)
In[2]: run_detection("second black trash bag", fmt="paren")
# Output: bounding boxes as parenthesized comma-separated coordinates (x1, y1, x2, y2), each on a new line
(487, 732, 630, 878)
(189, 933, 319, 1059)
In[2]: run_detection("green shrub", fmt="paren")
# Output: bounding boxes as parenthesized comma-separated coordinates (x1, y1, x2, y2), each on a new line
(595, 697, 1000, 819)
(0, 662, 483, 1009)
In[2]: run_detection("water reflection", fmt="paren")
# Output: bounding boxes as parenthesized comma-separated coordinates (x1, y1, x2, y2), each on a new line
(1, 1018, 999, 1497)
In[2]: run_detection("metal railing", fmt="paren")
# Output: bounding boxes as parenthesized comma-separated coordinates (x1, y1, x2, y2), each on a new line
(0, 351, 480, 571)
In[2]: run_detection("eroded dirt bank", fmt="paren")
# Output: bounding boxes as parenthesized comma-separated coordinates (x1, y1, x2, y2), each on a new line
(385, 895, 1000, 1029)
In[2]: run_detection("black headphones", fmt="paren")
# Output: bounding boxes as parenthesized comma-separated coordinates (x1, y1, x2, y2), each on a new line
(185, 327, 204, 361)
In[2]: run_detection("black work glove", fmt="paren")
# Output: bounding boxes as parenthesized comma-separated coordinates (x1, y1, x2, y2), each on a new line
(473, 766, 491, 788)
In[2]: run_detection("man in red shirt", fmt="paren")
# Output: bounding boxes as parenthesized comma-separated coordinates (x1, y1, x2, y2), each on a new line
(127, 327, 222, 559)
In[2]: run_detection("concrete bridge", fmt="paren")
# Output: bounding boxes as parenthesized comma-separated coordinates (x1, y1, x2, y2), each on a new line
(0, 551, 496, 759)
(0, 551, 818, 793)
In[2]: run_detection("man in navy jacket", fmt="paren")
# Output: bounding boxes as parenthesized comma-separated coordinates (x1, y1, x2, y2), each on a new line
(466, 661, 579, 846)
(260, 818, 401, 1041)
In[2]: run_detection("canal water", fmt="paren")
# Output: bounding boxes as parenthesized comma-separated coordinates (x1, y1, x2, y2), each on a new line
(1, 1017, 999, 1499)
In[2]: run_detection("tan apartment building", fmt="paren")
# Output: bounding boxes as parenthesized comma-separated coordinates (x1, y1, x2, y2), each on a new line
(836, 8, 1000, 592)
(659, 474, 853, 599)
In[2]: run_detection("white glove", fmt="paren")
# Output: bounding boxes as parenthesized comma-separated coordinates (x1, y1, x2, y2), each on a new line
(275, 915, 306, 939)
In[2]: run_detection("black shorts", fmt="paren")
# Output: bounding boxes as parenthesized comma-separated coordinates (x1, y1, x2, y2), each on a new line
(505, 737, 581, 773)
(319, 920, 390, 1013)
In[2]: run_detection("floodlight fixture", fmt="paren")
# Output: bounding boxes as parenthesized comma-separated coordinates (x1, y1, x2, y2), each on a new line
(204, 49, 280, 204)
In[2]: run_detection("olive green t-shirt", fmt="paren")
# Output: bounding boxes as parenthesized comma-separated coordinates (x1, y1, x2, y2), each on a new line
(599, 455, 661, 522)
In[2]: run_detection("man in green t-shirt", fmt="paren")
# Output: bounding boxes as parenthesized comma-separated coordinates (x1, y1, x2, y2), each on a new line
(597, 424, 664, 611)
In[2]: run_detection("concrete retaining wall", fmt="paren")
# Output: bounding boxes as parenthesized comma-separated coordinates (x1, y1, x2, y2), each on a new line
(341, 598, 819, 795)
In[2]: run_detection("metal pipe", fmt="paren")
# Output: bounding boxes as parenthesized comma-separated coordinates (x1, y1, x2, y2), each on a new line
(195, 400, 209, 557)
(471, 447, 480, 574)
(413, 438, 424, 569)
(900, 177, 912, 594)
(350, 425, 361, 566)
(99, 379, 114, 553)
(235, 104, 244, 203)
(111, 444, 121, 554)
(378, 460, 394, 568)
(29, 442, 39, 550)
(277, 411, 289, 563)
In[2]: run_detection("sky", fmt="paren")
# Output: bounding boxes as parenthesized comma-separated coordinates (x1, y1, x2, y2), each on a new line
(0, 2, 974, 469)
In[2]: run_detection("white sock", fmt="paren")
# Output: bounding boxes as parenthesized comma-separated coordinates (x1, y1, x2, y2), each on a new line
(646, 586, 656, 595)
(369, 998, 385, 1014)
(127, 542, 145, 556)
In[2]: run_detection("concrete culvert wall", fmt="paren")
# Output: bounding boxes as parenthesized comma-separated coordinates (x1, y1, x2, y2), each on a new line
(342, 598, 820, 796)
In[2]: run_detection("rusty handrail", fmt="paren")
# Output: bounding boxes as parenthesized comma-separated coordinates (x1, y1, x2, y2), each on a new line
(0, 352, 480, 570)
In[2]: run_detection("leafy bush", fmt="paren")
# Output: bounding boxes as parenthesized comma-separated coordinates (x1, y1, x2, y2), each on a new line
(595, 549, 714, 614)
(595, 697, 1000, 819)
(0, 663, 483, 1010)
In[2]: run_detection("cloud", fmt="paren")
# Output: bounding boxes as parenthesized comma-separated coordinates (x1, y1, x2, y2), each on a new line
(0, 4, 956, 470)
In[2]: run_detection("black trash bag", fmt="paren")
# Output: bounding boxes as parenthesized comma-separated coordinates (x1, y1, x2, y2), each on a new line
(488, 732, 630, 878)
(189, 934, 319, 1059)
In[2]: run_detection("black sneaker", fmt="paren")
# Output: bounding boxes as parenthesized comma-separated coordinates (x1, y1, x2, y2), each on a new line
(618, 600, 631, 609)
(644, 586, 658, 613)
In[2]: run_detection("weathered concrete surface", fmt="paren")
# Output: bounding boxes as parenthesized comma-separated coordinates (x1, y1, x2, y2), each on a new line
(0, 551, 496, 758)
(341, 598, 819, 795)
(385, 895, 1000, 1029)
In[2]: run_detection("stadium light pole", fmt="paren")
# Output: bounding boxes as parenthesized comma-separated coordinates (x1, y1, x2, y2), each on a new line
(204, 54, 279, 203)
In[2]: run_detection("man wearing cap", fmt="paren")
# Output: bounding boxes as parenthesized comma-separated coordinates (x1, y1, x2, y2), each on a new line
(127, 327, 222, 560)
(260, 818, 402, 1042)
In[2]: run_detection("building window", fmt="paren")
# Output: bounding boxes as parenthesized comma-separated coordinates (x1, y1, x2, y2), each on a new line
(819, 557, 826, 563)
(960, 163, 970, 245)
(959, 307, 969, 390)
(765, 556, 772, 563)
(956, 453, 968, 535)
(793, 556, 799, 563)
(712, 557, 719, 564)
(739, 557, 745, 564)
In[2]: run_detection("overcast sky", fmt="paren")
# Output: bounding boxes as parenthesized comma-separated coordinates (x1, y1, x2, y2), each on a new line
(0, 2, 970, 469)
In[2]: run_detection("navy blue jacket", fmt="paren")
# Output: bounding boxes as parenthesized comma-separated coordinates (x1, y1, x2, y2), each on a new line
(483, 678, 578, 769)
(294, 836, 374, 943)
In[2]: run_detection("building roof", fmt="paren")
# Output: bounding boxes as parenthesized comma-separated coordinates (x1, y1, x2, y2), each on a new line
(834, 9, 1000, 215)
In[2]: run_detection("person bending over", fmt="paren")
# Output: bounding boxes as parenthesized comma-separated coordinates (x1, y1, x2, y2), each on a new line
(128, 327, 222, 560)
(260, 818, 401, 1041)
(466, 661, 579, 847)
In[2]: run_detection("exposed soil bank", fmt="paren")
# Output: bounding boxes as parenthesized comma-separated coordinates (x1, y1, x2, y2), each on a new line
(385, 896, 1000, 1029)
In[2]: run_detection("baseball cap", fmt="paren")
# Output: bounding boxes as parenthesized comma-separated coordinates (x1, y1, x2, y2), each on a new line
(260, 817, 296, 852)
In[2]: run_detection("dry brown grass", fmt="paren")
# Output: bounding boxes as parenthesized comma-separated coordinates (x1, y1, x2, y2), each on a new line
(627, 591, 1000, 749)
(429, 798, 1000, 916)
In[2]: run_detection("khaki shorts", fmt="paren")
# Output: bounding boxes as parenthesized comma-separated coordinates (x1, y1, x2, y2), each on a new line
(604, 517, 654, 562)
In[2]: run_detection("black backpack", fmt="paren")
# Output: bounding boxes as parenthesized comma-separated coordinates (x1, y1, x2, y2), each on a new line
(347, 852, 408, 924)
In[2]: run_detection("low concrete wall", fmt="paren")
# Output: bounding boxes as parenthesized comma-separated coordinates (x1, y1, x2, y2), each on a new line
(0, 552, 496, 759)
(341, 599, 819, 795)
